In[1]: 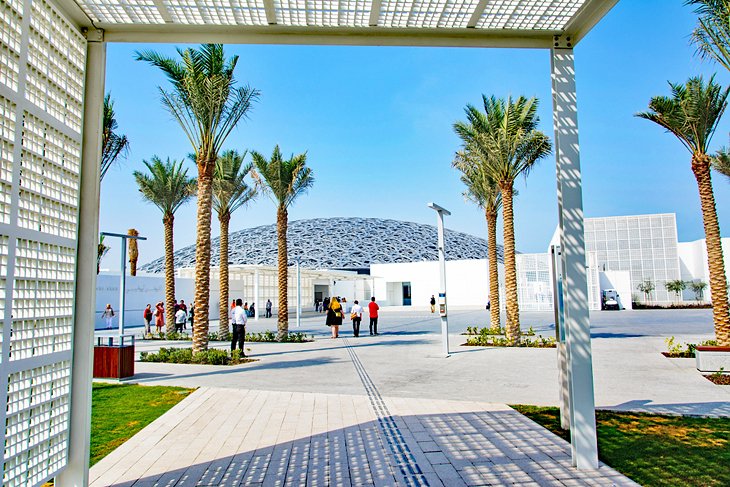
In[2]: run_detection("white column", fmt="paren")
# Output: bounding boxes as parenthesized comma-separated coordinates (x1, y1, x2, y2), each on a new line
(550, 47, 598, 470)
(254, 268, 260, 321)
(119, 237, 127, 335)
(57, 30, 106, 487)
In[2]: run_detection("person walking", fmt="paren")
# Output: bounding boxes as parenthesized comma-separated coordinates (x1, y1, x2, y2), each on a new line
(323, 296, 330, 314)
(326, 296, 344, 338)
(189, 302, 195, 332)
(368, 297, 380, 336)
(143, 304, 153, 336)
(249, 302, 256, 318)
(231, 298, 247, 356)
(101, 304, 115, 329)
(179, 300, 188, 329)
(174, 306, 187, 333)
(265, 299, 272, 318)
(430, 295, 436, 313)
(155, 301, 165, 333)
(350, 300, 363, 337)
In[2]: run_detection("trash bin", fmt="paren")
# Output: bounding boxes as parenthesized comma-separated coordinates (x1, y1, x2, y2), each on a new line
(93, 334, 135, 379)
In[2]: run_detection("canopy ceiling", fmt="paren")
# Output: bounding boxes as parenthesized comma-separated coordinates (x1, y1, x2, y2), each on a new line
(56, 0, 618, 46)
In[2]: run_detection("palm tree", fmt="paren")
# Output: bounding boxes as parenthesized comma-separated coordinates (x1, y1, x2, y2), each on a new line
(688, 0, 730, 72)
(133, 157, 196, 332)
(637, 75, 730, 346)
(213, 150, 256, 339)
(453, 150, 502, 331)
(250, 146, 314, 341)
(137, 44, 259, 353)
(665, 279, 687, 303)
(101, 93, 130, 181)
(128, 228, 140, 276)
(454, 95, 552, 345)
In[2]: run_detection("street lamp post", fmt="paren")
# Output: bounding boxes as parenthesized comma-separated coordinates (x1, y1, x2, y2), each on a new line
(292, 257, 302, 328)
(427, 202, 451, 357)
(100, 231, 147, 335)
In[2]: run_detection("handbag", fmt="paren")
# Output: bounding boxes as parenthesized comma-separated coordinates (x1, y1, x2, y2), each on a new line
(350, 313, 357, 320)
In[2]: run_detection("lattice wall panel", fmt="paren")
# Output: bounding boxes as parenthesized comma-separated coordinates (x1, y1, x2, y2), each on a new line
(0, 0, 85, 485)
(3, 361, 70, 486)
(73, 0, 589, 30)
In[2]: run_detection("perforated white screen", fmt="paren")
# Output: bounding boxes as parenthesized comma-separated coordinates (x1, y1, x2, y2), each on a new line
(0, 0, 85, 484)
(73, 0, 589, 30)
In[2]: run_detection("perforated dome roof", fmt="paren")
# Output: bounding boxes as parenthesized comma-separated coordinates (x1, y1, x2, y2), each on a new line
(140, 217, 502, 272)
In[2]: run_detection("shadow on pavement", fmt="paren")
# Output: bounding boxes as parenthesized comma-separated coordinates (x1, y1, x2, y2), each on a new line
(604, 399, 730, 417)
(91, 407, 632, 487)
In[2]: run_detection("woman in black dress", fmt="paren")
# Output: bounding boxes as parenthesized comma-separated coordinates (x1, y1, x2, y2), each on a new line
(325, 296, 343, 338)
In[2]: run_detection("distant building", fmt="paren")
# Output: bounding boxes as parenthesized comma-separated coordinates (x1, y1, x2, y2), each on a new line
(136, 213, 729, 314)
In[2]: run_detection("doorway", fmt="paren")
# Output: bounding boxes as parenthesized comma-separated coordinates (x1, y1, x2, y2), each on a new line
(402, 282, 412, 306)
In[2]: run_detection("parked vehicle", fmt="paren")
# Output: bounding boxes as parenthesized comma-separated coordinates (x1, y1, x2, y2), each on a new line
(601, 289, 621, 310)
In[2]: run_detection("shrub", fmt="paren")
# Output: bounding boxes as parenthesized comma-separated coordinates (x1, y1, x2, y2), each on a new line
(139, 347, 254, 365)
(463, 325, 535, 336)
(463, 335, 556, 348)
(245, 331, 313, 343)
(663, 337, 718, 358)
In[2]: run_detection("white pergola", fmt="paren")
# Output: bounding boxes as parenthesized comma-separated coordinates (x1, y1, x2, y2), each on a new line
(0, 1, 618, 485)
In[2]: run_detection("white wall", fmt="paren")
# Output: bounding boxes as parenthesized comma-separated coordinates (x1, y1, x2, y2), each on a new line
(371, 259, 493, 307)
(95, 273, 195, 329)
(677, 237, 730, 302)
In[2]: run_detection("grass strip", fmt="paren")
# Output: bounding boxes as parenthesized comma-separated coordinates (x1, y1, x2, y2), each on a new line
(91, 383, 193, 466)
(511, 405, 730, 487)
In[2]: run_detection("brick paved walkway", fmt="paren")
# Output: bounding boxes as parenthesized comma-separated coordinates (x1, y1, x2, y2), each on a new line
(90, 338, 636, 486)
(89, 387, 635, 486)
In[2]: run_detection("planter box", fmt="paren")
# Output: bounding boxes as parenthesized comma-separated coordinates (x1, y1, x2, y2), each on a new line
(695, 346, 730, 373)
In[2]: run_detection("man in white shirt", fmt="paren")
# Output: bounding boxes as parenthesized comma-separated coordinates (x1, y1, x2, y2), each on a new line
(350, 300, 364, 337)
(231, 298, 248, 356)
(174, 307, 187, 333)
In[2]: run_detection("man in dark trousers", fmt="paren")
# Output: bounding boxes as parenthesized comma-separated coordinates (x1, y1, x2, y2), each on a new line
(368, 297, 380, 335)
(231, 298, 247, 356)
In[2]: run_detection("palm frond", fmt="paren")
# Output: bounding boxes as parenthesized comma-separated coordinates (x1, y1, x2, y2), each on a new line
(453, 95, 552, 189)
(250, 146, 315, 209)
(100, 92, 130, 180)
(636, 75, 730, 154)
(713, 146, 730, 180)
(133, 156, 197, 218)
(137, 44, 260, 165)
(213, 149, 257, 217)
(687, 0, 730, 71)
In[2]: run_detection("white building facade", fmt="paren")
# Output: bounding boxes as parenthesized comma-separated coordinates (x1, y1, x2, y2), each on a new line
(369, 213, 728, 311)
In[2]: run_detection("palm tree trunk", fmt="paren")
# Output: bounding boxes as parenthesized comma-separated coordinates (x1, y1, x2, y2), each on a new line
(277, 206, 289, 341)
(692, 152, 730, 346)
(500, 183, 520, 345)
(163, 214, 176, 333)
(128, 228, 139, 276)
(219, 211, 231, 340)
(486, 209, 501, 331)
(193, 167, 214, 353)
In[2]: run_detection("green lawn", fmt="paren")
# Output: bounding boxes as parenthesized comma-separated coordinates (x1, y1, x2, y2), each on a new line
(91, 383, 193, 466)
(511, 405, 730, 487)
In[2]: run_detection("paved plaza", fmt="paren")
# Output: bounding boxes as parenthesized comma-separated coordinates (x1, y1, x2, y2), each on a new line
(117, 307, 730, 416)
(89, 308, 728, 486)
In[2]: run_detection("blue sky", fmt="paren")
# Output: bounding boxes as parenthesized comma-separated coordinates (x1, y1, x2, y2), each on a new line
(100, 0, 730, 269)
